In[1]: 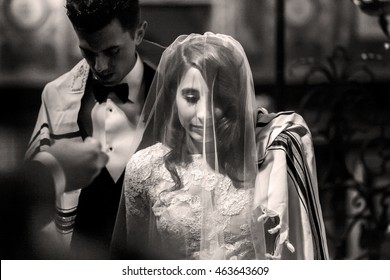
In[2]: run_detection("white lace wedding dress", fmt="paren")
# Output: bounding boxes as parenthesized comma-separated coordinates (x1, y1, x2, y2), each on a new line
(123, 142, 257, 259)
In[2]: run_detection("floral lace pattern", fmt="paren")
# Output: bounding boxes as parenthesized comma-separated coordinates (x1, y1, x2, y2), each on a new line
(124, 143, 255, 259)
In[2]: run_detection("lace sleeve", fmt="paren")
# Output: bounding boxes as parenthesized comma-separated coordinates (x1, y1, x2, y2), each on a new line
(122, 144, 167, 258)
(122, 148, 153, 257)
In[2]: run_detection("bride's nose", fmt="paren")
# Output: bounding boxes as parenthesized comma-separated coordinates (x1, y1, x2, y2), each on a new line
(195, 98, 213, 124)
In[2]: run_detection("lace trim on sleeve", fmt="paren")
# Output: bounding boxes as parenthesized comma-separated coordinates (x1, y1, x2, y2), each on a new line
(124, 143, 167, 216)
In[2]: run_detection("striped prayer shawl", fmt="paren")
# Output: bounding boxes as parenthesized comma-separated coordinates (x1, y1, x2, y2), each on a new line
(25, 60, 88, 158)
(25, 60, 89, 239)
(256, 110, 329, 259)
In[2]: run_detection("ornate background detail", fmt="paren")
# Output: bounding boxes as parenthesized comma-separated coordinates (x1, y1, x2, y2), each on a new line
(291, 45, 390, 259)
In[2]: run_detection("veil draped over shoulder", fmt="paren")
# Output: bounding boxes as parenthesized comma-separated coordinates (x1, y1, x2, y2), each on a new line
(111, 32, 328, 260)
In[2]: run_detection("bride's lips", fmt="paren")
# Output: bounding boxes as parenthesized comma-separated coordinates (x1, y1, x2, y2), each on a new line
(190, 125, 213, 134)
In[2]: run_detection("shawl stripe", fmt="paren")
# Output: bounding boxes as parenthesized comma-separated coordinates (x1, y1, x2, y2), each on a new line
(50, 131, 82, 140)
(27, 123, 81, 159)
(256, 111, 295, 128)
(55, 207, 78, 234)
(28, 123, 49, 147)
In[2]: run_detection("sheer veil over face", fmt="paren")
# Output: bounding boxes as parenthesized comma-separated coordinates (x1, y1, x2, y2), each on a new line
(142, 32, 258, 180)
(128, 32, 266, 259)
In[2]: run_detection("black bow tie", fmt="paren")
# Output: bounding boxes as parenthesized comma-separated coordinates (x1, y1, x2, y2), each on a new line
(93, 83, 129, 103)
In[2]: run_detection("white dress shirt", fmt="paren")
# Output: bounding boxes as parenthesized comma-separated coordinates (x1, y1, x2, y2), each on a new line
(91, 54, 145, 182)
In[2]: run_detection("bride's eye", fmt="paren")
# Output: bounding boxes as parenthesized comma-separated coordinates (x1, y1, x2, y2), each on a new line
(182, 89, 200, 104)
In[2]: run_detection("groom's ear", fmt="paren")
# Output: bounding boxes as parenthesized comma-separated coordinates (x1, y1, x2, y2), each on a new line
(134, 21, 147, 46)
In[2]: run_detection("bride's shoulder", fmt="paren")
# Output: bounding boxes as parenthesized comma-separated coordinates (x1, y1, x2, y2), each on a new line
(124, 143, 170, 187)
(126, 142, 170, 171)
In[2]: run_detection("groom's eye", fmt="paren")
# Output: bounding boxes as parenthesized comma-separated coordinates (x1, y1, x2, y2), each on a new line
(182, 89, 200, 104)
(105, 47, 120, 56)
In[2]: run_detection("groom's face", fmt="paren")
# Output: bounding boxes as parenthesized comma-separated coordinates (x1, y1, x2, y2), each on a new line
(75, 18, 143, 86)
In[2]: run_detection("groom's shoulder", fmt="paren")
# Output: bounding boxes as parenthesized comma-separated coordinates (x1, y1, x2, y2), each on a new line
(44, 59, 89, 94)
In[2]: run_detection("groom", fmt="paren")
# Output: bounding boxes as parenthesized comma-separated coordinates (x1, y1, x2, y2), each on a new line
(26, 0, 163, 259)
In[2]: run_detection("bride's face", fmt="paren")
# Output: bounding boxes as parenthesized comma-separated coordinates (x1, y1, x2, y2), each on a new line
(176, 67, 222, 144)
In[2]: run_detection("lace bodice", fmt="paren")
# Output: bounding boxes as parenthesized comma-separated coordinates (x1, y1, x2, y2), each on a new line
(124, 143, 255, 259)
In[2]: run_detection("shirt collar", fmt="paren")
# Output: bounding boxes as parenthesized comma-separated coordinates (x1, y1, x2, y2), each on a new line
(120, 52, 144, 102)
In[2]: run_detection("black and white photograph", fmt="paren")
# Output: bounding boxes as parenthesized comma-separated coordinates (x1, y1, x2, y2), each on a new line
(1, 0, 389, 277)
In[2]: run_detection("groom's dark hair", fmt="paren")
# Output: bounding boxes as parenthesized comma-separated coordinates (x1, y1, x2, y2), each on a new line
(66, 0, 140, 36)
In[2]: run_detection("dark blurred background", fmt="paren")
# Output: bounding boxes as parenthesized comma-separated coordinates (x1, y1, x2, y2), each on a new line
(0, 0, 389, 259)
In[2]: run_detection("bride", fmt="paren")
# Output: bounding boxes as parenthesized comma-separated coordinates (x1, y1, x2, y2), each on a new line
(111, 32, 328, 260)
